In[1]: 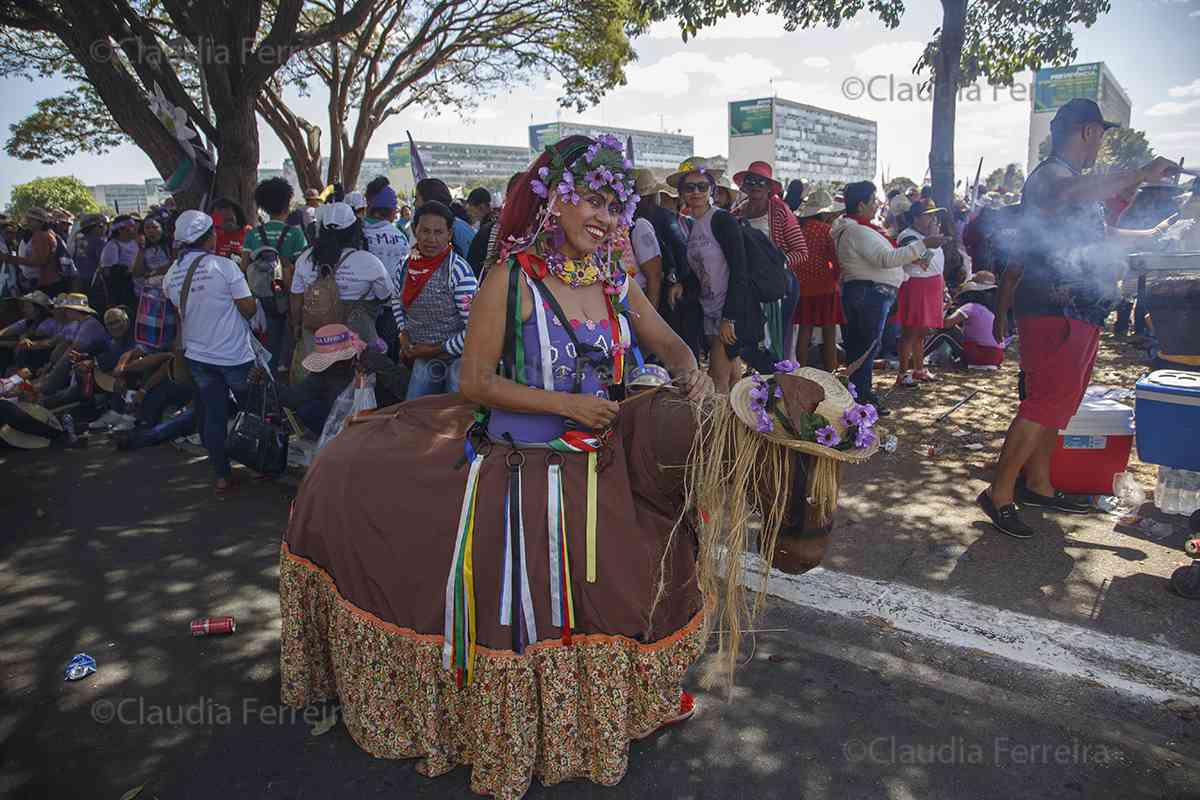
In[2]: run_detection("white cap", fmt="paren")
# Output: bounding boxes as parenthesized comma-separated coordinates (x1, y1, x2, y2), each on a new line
(345, 191, 366, 210)
(319, 202, 357, 230)
(174, 209, 213, 244)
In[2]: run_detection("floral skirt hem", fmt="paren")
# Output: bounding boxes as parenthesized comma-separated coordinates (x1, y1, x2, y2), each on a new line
(279, 543, 707, 800)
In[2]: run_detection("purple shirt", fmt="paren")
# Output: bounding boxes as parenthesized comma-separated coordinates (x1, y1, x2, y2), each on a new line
(958, 302, 1000, 348)
(70, 316, 111, 356)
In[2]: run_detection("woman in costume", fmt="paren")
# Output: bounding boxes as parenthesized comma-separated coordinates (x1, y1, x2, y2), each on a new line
(279, 135, 876, 799)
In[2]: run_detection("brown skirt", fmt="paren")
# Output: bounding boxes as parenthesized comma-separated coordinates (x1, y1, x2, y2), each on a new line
(280, 391, 706, 798)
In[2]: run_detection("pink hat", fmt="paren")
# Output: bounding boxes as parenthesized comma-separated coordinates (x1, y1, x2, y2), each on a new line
(733, 161, 783, 195)
(301, 324, 365, 373)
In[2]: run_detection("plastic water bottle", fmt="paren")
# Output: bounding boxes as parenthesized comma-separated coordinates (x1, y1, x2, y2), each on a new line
(62, 413, 77, 445)
(1179, 469, 1200, 517)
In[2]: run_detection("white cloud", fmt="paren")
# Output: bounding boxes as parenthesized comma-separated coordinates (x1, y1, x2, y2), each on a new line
(643, 14, 789, 41)
(1146, 98, 1200, 117)
(621, 51, 782, 99)
(1191, 9, 1200, 16)
(851, 41, 927, 78)
(1168, 78, 1200, 98)
(803, 56, 831, 69)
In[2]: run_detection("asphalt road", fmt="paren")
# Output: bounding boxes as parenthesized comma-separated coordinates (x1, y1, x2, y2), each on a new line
(3, 436, 1199, 799)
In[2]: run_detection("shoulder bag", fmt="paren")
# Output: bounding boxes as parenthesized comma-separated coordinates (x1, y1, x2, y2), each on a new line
(171, 253, 206, 388)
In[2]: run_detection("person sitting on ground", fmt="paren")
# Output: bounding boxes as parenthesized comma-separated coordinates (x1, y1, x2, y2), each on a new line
(29, 294, 110, 407)
(163, 209, 258, 494)
(924, 272, 1007, 370)
(1, 291, 58, 375)
(393, 201, 478, 399)
(272, 323, 363, 438)
(793, 189, 846, 372)
(895, 201, 948, 386)
(415, 178, 476, 256)
(831, 181, 945, 414)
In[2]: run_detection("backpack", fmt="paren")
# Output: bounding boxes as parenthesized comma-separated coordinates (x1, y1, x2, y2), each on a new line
(301, 251, 351, 331)
(54, 233, 77, 280)
(967, 204, 1025, 280)
(247, 224, 292, 313)
(737, 218, 789, 303)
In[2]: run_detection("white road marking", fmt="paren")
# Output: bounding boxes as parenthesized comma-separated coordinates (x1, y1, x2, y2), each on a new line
(739, 556, 1200, 703)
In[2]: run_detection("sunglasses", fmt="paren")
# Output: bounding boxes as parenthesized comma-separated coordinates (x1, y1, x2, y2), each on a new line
(741, 174, 769, 188)
(680, 181, 710, 194)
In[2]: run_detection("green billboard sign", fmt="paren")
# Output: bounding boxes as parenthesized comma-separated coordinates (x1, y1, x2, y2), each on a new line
(729, 98, 774, 137)
(1033, 63, 1101, 113)
(387, 142, 411, 169)
(528, 123, 562, 153)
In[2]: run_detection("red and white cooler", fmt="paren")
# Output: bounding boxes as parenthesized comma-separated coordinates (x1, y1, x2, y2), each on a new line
(1049, 387, 1136, 495)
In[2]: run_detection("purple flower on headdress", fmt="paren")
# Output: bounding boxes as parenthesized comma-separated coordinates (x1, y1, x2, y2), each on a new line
(816, 426, 841, 447)
(847, 382, 859, 400)
(774, 359, 800, 374)
(538, 166, 549, 179)
(530, 179, 548, 198)
(854, 426, 878, 450)
(842, 403, 876, 428)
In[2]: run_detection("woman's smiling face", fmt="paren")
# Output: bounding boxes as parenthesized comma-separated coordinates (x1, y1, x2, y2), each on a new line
(556, 188, 621, 259)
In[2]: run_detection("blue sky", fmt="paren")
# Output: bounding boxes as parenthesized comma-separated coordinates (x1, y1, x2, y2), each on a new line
(1, 0, 1198, 206)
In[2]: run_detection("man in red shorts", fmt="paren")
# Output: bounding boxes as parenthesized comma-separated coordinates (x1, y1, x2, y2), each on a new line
(979, 98, 1180, 538)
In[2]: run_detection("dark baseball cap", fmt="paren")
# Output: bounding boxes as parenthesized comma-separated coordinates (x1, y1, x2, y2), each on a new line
(1050, 98, 1119, 132)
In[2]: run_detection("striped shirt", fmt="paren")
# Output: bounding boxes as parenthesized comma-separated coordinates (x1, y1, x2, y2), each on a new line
(391, 251, 478, 356)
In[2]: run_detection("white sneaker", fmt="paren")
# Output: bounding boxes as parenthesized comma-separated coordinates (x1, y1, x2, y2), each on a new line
(967, 364, 999, 371)
(88, 410, 122, 430)
(109, 415, 137, 432)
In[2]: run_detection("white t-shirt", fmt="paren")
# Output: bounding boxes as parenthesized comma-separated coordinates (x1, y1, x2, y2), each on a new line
(629, 218, 661, 291)
(362, 220, 410, 274)
(897, 226, 944, 279)
(100, 239, 139, 268)
(747, 214, 771, 236)
(291, 247, 392, 302)
(163, 251, 255, 366)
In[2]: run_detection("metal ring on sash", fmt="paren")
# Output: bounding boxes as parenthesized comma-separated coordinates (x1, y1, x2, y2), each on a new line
(505, 449, 526, 469)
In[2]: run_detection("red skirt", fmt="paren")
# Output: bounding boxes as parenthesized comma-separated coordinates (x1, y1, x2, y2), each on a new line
(897, 275, 945, 329)
(793, 292, 846, 326)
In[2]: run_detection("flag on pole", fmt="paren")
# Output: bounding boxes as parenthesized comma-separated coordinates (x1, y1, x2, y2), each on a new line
(407, 130, 428, 183)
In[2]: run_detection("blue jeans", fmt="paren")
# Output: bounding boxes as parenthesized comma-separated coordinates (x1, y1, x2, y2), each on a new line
(406, 357, 462, 400)
(187, 359, 252, 479)
(841, 281, 897, 403)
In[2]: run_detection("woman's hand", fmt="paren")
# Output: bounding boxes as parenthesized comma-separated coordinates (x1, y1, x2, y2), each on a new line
(666, 283, 684, 309)
(719, 319, 737, 346)
(673, 368, 714, 402)
(560, 394, 619, 430)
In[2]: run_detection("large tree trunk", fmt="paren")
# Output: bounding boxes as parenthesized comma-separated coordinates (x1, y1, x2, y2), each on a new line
(210, 94, 261, 211)
(930, 0, 966, 277)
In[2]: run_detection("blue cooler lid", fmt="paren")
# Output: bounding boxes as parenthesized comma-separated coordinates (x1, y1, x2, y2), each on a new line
(1136, 370, 1200, 401)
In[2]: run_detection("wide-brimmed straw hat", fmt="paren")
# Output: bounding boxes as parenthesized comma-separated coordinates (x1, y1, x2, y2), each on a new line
(730, 366, 880, 463)
(633, 169, 665, 197)
(666, 157, 724, 189)
(57, 293, 98, 316)
(17, 290, 52, 309)
(957, 271, 998, 295)
(23, 207, 51, 224)
(0, 400, 63, 450)
(797, 189, 841, 218)
(301, 324, 364, 373)
(732, 161, 783, 195)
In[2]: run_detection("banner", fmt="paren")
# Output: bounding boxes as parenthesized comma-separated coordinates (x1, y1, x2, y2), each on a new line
(1033, 64, 1101, 113)
(729, 98, 774, 137)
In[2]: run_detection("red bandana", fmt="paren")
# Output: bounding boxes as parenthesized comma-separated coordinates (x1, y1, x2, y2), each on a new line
(402, 246, 451, 308)
(853, 215, 896, 246)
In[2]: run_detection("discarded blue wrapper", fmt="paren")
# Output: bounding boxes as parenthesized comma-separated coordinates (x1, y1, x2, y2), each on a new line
(64, 653, 96, 681)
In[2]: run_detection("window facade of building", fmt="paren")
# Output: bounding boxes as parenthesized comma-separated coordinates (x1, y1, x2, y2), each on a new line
(529, 122, 694, 171)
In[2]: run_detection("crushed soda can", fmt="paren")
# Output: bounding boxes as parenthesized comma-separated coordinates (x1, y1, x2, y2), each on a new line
(191, 616, 236, 637)
(64, 653, 97, 681)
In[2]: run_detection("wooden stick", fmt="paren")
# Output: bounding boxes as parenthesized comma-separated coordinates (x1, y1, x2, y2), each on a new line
(935, 390, 978, 424)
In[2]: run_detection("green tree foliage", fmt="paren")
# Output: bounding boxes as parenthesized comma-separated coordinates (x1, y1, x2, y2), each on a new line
(984, 167, 1006, 191)
(7, 175, 100, 218)
(1095, 127, 1155, 173)
(884, 176, 917, 194)
(6, 85, 128, 164)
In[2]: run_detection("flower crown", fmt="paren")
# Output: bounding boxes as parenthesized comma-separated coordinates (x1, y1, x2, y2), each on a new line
(749, 360, 880, 451)
(529, 134, 639, 228)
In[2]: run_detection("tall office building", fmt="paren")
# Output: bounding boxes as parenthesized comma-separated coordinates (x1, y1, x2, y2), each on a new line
(1027, 62, 1131, 172)
(88, 181, 164, 213)
(728, 97, 877, 187)
(528, 122, 693, 172)
(386, 140, 532, 196)
(282, 157, 394, 196)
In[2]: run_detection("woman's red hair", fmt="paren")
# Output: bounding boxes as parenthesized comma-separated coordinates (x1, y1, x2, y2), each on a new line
(494, 135, 595, 249)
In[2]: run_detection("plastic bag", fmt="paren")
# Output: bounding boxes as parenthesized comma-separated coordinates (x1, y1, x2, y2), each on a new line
(317, 372, 375, 453)
(350, 371, 377, 417)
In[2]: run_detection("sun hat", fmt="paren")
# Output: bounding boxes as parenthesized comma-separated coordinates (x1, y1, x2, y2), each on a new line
(174, 209, 214, 244)
(729, 363, 880, 463)
(23, 207, 51, 224)
(666, 157, 724, 189)
(888, 194, 912, 217)
(732, 161, 783, 195)
(51, 208, 74, 222)
(304, 188, 321, 201)
(0, 400, 63, 450)
(301, 324, 365, 373)
(957, 271, 998, 295)
(797, 189, 841, 218)
(346, 191, 367, 210)
(79, 213, 108, 231)
(18, 290, 52, 309)
(318, 202, 357, 230)
(626, 363, 671, 389)
(57, 293, 99, 316)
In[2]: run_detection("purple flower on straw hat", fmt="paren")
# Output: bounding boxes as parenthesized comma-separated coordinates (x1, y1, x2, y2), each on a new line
(773, 359, 800, 374)
(816, 425, 840, 447)
(847, 382, 859, 401)
(854, 426, 878, 450)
